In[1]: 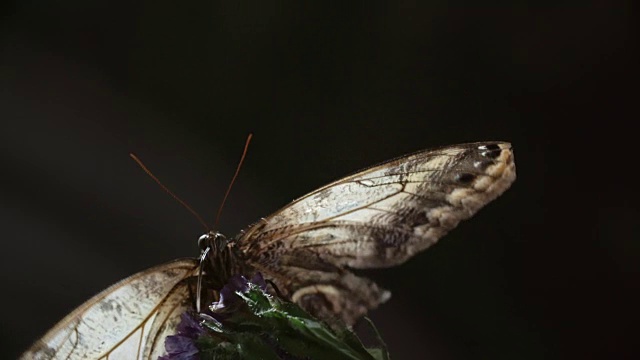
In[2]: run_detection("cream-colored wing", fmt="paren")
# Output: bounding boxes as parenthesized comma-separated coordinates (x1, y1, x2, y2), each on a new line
(241, 142, 515, 268)
(238, 142, 515, 325)
(21, 259, 199, 360)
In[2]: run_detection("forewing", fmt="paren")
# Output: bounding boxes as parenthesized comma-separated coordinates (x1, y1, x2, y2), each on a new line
(241, 142, 515, 268)
(238, 142, 515, 324)
(21, 259, 199, 360)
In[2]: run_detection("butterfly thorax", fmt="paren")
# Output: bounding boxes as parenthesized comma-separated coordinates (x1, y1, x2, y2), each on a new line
(200, 231, 253, 290)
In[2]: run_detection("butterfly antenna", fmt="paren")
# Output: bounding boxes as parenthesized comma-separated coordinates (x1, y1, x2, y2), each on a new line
(213, 133, 253, 229)
(129, 153, 210, 232)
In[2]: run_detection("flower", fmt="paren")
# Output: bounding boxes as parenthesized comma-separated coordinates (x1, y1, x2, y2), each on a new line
(158, 313, 205, 360)
(159, 273, 268, 360)
(209, 273, 267, 312)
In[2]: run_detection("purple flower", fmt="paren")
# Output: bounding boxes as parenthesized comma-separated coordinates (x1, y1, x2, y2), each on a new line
(159, 336, 198, 360)
(159, 273, 268, 359)
(175, 312, 207, 338)
(158, 313, 205, 360)
(210, 273, 267, 312)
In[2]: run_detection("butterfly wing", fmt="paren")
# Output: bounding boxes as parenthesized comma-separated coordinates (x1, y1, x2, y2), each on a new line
(238, 142, 516, 324)
(21, 259, 199, 360)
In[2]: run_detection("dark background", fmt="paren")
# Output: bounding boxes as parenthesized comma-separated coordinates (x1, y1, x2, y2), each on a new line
(1, 2, 636, 359)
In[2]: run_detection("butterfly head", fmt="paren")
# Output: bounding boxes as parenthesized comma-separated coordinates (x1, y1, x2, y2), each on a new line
(198, 231, 229, 253)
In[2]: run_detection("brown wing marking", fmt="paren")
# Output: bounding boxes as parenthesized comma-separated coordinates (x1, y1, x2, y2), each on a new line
(21, 259, 199, 360)
(251, 252, 390, 326)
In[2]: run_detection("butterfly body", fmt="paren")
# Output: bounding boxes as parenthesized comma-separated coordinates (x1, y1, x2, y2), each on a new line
(22, 141, 516, 359)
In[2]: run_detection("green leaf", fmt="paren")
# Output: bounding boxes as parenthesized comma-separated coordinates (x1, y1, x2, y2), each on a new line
(194, 280, 390, 360)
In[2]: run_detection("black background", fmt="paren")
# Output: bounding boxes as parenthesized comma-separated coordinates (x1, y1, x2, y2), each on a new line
(1, 2, 637, 359)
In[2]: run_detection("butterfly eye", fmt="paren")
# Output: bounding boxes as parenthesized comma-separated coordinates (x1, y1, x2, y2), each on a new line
(198, 234, 211, 250)
(214, 232, 227, 244)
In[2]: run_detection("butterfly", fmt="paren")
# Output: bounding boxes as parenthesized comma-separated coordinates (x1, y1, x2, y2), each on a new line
(21, 141, 516, 360)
